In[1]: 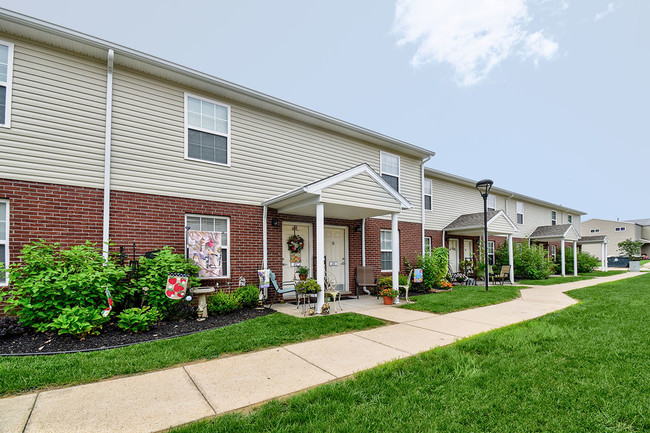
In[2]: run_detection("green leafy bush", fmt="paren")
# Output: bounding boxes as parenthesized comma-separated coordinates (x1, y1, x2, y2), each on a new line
(48, 306, 109, 338)
(618, 239, 643, 259)
(496, 243, 554, 280)
(555, 248, 601, 274)
(415, 247, 449, 289)
(132, 247, 200, 318)
(2, 241, 126, 331)
(207, 291, 240, 315)
(117, 306, 162, 333)
(235, 284, 260, 308)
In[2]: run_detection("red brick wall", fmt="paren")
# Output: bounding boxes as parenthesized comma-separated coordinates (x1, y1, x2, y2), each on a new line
(364, 219, 423, 278)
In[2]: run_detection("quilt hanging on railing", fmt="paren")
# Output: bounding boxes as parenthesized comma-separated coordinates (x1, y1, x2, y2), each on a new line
(187, 230, 222, 278)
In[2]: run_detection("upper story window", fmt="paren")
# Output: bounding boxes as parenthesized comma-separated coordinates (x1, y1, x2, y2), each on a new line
(487, 195, 496, 211)
(380, 229, 392, 271)
(0, 201, 8, 285)
(551, 211, 557, 226)
(516, 201, 524, 225)
(568, 214, 573, 224)
(185, 93, 230, 165)
(380, 152, 400, 192)
(615, 227, 626, 232)
(186, 214, 230, 278)
(0, 41, 14, 128)
(423, 179, 432, 211)
(590, 228, 600, 233)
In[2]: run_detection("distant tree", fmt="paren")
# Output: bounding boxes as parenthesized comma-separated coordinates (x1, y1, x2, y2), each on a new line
(618, 239, 643, 259)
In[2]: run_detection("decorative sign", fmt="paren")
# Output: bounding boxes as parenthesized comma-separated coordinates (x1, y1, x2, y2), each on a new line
(414, 268, 423, 283)
(187, 230, 222, 278)
(290, 252, 301, 265)
(258, 269, 270, 289)
(166, 273, 188, 299)
(101, 287, 113, 317)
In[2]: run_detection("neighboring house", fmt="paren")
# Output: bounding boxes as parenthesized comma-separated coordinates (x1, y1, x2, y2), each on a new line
(582, 218, 650, 259)
(423, 169, 588, 278)
(0, 9, 591, 303)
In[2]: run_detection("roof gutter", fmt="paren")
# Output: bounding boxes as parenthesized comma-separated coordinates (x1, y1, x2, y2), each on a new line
(102, 49, 114, 260)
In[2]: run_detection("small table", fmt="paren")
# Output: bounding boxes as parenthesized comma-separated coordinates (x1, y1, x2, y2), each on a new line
(192, 286, 215, 320)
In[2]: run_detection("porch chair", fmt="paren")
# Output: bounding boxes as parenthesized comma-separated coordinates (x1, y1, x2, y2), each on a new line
(495, 265, 512, 285)
(398, 268, 413, 302)
(355, 266, 377, 299)
(259, 270, 298, 308)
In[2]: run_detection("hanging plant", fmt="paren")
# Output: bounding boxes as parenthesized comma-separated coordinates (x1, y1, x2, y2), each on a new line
(287, 234, 305, 253)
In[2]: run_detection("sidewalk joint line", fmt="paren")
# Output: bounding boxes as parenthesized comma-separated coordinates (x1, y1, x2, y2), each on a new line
(279, 347, 338, 378)
(182, 366, 218, 416)
(21, 392, 39, 433)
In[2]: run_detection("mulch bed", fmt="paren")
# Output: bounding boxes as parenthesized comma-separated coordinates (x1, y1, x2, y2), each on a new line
(0, 308, 275, 356)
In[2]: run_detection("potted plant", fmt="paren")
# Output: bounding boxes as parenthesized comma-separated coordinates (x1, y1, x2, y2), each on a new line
(295, 279, 320, 295)
(377, 287, 399, 305)
(297, 266, 309, 281)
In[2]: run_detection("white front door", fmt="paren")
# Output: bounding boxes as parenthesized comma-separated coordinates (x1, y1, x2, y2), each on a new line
(282, 223, 312, 294)
(324, 226, 347, 292)
(463, 239, 473, 260)
(449, 238, 460, 272)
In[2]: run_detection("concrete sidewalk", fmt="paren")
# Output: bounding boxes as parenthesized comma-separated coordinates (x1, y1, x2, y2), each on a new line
(0, 272, 641, 433)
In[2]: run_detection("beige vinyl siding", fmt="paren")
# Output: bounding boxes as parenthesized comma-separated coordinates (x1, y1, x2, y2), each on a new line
(642, 226, 650, 240)
(322, 173, 402, 213)
(0, 37, 106, 188)
(489, 216, 515, 233)
(427, 177, 485, 230)
(110, 68, 423, 222)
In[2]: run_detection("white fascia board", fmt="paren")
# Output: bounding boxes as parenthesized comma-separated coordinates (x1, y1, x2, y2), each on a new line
(487, 210, 518, 231)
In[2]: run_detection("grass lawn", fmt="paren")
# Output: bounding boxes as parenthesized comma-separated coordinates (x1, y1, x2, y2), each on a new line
(172, 273, 650, 433)
(641, 259, 649, 266)
(581, 270, 626, 277)
(400, 285, 523, 314)
(0, 312, 383, 396)
(519, 270, 626, 285)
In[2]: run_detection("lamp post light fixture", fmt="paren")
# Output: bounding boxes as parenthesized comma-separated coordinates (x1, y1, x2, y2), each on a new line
(475, 179, 493, 292)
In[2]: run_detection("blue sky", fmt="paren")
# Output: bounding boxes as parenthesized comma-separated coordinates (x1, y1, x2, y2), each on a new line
(1, 1, 647, 221)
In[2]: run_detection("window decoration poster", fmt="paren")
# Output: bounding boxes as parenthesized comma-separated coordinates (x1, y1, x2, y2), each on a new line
(187, 230, 222, 278)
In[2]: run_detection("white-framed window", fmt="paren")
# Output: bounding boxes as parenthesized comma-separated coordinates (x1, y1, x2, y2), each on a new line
(423, 179, 432, 211)
(615, 227, 626, 232)
(185, 214, 230, 278)
(567, 214, 573, 224)
(590, 228, 600, 233)
(0, 200, 8, 285)
(0, 40, 14, 128)
(551, 211, 557, 226)
(184, 93, 230, 166)
(516, 201, 524, 225)
(487, 195, 496, 211)
(380, 152, 400, 192)
(424, 236, 432, 255)
(550, 244, 557, 260)
(487, 240, 495, 265)
(380, 229, 392, 271)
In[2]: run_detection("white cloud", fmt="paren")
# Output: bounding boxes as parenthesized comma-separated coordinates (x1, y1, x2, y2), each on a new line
(595, 3, 616, 22)
(393, 0, 559, 86)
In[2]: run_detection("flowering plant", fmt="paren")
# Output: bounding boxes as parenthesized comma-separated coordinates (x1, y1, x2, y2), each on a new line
(287, 235, 305, 253)
(437, 281, 453, 290)
(295, 279, 320, 294)
(378, 287, 399, 298)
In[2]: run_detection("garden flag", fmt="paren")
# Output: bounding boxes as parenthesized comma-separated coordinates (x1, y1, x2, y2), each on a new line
(258, 269, 270, 289)
(166, 273, 188, 300)
(414, 268, 423, 283)
(187, 230, 222, 278)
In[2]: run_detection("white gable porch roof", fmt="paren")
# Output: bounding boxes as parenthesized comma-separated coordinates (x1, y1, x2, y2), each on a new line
(529, 224, 581, 242)
(443, 210, 518, 236)
(262, 163, 412, 220)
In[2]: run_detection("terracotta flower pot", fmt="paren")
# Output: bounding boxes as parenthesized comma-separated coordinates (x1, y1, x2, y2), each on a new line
(299, 274, 307, 281)
(383, 296, 394, 305)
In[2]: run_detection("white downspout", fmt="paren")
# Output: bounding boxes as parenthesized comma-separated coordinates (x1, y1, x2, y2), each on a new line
(421, 156, 431, 255)
(263, 205, 268, 269)
(361, 217, 371, 295)
(102, 49, 114, 261)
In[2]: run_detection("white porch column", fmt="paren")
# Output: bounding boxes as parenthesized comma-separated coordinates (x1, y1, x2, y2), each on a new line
(601, 243, 605, 270)
(392, 213, 400, 304)
(262, 206, 268, 269)
(561, 241, 566, 277)
(604, 242, 608, 271)
(442, 230, 446, 248)
(573, 241, 578, 276)
(316, 202, 325, 313)
(361, 218, 366, 266)
(508, 234, 514, 284)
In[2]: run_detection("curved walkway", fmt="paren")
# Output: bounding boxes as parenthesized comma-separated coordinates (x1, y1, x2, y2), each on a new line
(1, 272, 641, 433)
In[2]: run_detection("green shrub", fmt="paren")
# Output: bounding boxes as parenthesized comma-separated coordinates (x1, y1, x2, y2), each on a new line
(132, 247, 200, 318)
(235, 284, 260, 308)
(48, 306, 109, 338)
(295, 279, 321, 294)
(207, 291, 240, 315)
(415, 247, 449, 289)
(377, 276, 393, 293)
(117, 307, 162, 333)
(2, 241, 126, 331)
(555, 248, 601, 274)
(496, 243, 554, 280)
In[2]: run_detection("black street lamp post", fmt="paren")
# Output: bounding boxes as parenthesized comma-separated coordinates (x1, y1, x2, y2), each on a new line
(475, 179, 493, 292)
